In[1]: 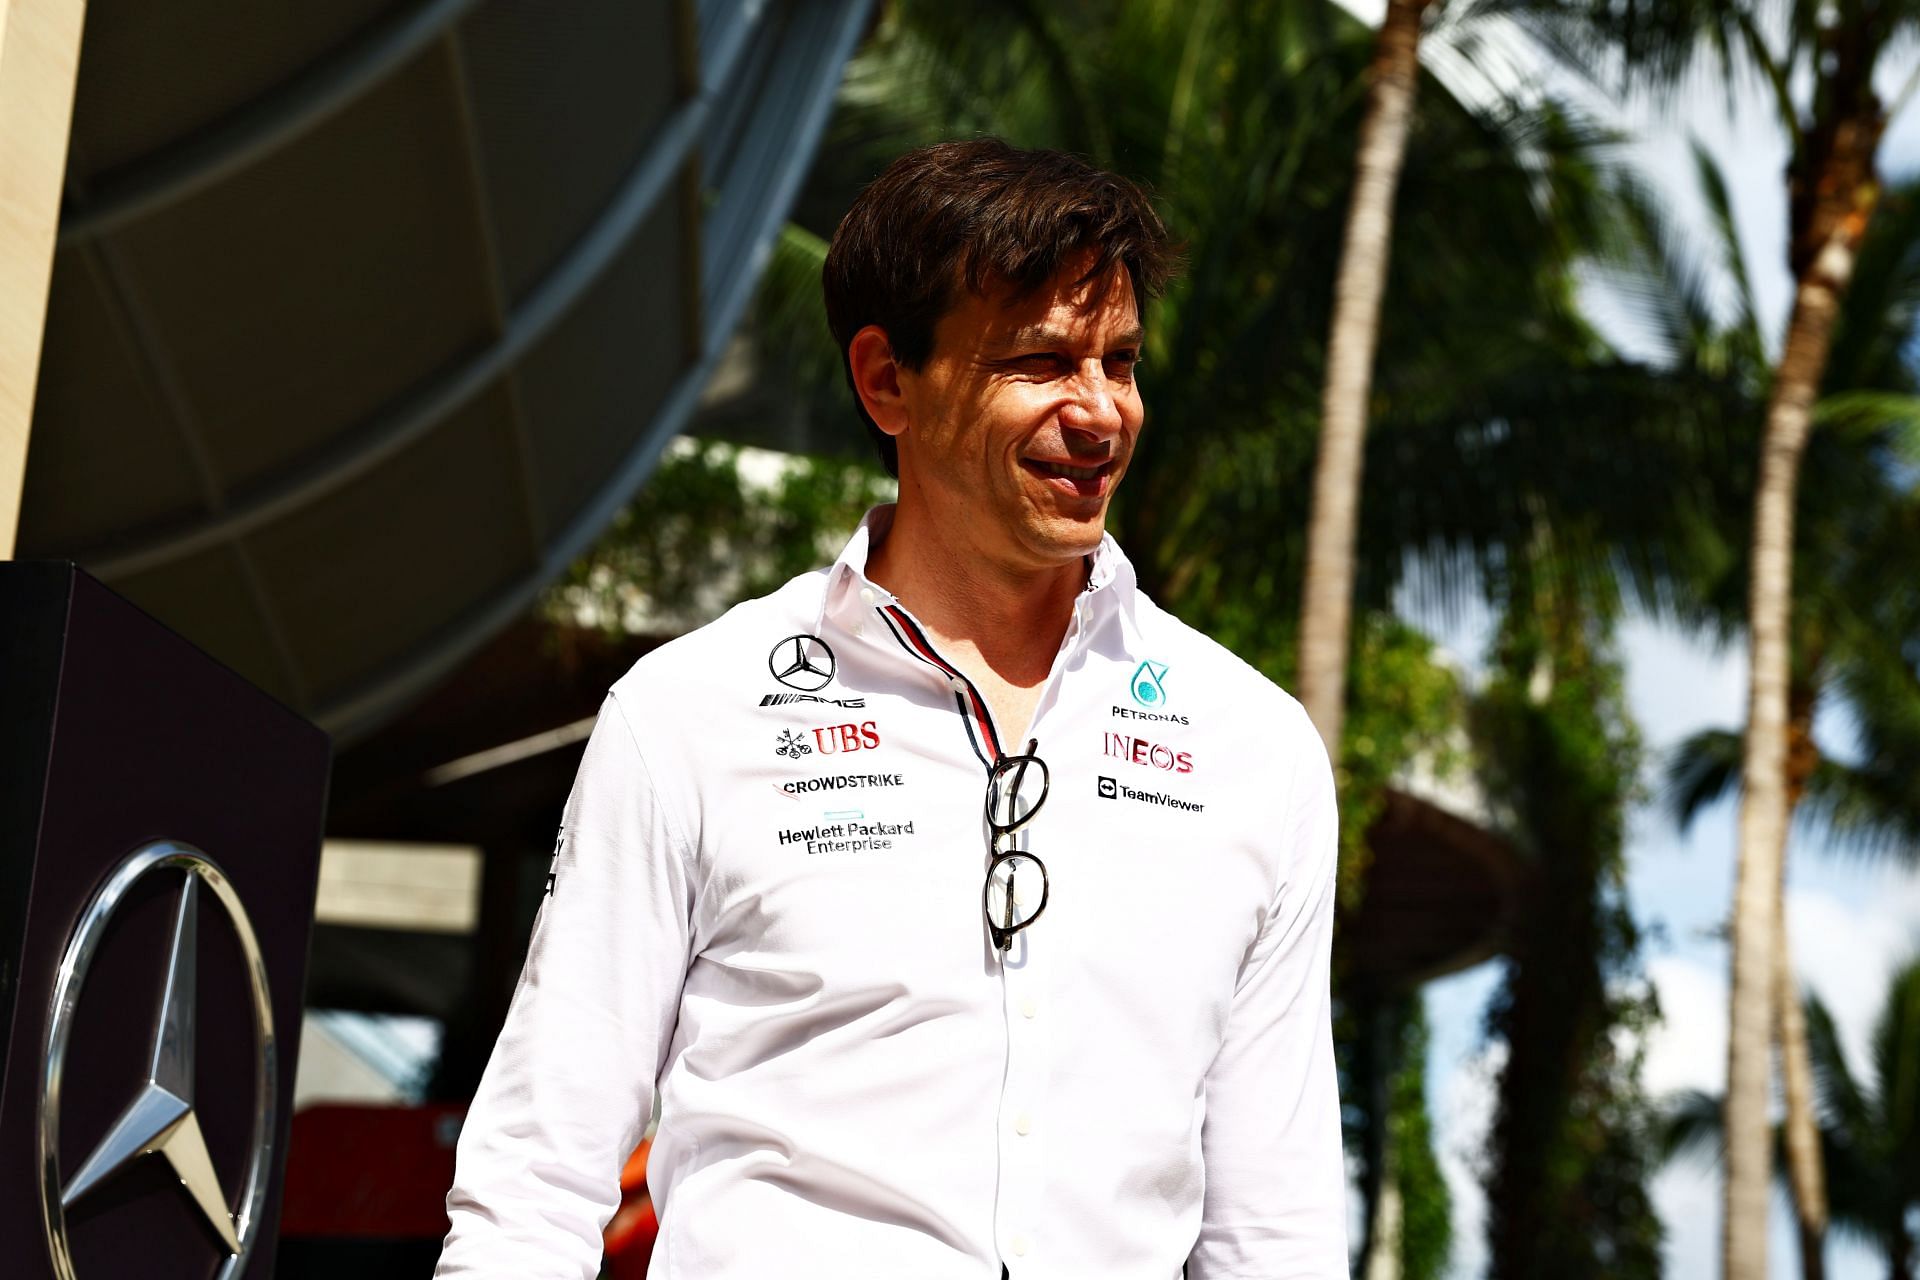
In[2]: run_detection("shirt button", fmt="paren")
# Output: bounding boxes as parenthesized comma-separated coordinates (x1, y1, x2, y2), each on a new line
(1011, 1236, 1030, 1257)
(948, 674, 968, 693)
(859, 587, 877, 607)
(1021, 997, 1038, 1019)
(1014, 1112, 1032, 1136)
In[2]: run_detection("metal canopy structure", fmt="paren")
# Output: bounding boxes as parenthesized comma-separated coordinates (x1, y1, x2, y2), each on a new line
(16, 0, 870, 742)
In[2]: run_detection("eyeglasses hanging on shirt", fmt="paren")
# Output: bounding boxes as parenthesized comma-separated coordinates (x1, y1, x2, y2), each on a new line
(984, 739, 1050, 952)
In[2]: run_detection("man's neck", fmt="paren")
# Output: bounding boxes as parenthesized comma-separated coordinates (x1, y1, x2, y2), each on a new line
(865, 502, 1087, 691)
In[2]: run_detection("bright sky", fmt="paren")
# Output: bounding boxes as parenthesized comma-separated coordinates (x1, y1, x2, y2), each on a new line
(1327, 3, 1920, 1278)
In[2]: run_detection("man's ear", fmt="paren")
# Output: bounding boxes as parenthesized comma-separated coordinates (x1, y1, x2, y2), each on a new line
(848, 325, 909, 440)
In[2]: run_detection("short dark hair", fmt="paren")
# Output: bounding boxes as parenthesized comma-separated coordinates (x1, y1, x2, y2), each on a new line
(823, 138, 1177, 477)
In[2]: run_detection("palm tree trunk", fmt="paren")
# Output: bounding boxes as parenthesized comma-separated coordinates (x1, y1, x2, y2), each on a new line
(1724, 184, 1875, 1280)
(1296, 0, 1434, 754)
(1888, 1214, 1915, 1280)
(1779, 688, 1827, 1280)
(1776, 903, 1827, 1280)
(1356, 993, 1395, 1275)
(1364, 1156, 1403, 1280)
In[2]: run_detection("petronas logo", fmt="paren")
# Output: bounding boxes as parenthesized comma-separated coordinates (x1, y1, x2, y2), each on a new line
(1130, 660, 1169, 708)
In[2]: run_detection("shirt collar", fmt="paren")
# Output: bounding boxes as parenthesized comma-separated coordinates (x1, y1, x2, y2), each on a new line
(814, 504, 1138, 638)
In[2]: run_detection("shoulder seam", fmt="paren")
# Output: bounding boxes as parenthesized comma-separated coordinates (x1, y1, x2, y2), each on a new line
(604, 689, 699, 871)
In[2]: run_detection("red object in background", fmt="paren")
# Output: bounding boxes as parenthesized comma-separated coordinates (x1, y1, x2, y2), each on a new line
(282, 1102, 656, 1274)
(603, 1138, 658, 1279)
(281, 1103, 466, 1239)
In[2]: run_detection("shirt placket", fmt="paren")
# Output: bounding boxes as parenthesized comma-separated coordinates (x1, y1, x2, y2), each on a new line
(847, 576, 1093, 1274)
(995, 902, 1051, 1268)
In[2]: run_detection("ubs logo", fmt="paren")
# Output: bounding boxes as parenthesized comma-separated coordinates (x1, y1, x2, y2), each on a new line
(769, 635, 836, 692)
(812, 721, 881, 755)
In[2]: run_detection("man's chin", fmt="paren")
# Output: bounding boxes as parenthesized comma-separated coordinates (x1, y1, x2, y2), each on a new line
(1025, 509, 1108, 564)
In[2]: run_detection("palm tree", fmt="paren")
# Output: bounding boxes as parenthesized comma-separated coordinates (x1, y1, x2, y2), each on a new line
(1663, 958, 1920, 1280)
(1644, 164, 1920, 1280)
(1298, 0, 1438, 758)
(1517, 5, 1920, 1272)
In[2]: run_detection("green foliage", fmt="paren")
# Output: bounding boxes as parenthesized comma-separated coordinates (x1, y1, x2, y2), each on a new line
(1811, 965, 1920, 1271)
(545, 440, 895, 633)
(1335, 993, 1454, 1279)
(1339, 617, 1470, 897)
(1390, 1002, 1454, 1280)
(1475, 568, 1666, 1280)
(1198, 600, 1463, 904)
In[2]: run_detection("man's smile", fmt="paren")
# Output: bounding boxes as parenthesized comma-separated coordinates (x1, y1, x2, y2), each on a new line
(1022, 456, 1117, 498)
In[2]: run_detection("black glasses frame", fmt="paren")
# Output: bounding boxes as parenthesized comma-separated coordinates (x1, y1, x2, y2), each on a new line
(983, 739, 1050, 952)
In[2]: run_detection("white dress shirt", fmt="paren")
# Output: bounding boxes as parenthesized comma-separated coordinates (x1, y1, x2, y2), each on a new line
(436, 506, 1348, 1279)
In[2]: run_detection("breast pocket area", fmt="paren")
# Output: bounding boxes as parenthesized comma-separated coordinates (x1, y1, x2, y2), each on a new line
(703, 816, 984, 965)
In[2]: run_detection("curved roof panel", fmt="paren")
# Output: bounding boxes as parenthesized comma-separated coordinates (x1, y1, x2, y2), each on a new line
(19, 0, 872, 742)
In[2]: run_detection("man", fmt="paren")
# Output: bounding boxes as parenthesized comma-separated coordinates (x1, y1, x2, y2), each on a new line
(437, 139, 1346, 1279)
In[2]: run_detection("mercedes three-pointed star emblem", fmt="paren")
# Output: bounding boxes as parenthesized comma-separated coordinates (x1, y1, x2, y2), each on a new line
(768, 634, 836, 692)
(39, 842, 277, 1280)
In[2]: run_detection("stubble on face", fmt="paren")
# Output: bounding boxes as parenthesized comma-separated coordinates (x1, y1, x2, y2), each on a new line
(894, 260, 1147, 577)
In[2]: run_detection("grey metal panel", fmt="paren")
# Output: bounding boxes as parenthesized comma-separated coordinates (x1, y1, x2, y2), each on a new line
(19, 257, 206, 548)
(700, 0, 855, 353)
(62, 0, 481, 245)
(245, 382, 532, 706)
(516, 195, 697, 538)
(21, 0, 875, 744)
(105, 44, 497, 497)
(700, 0, 782, 183)
(318, 0, 872, 739)
(65, 0, 400, 177)
(698, 0, 770, 93)
(73, 88, 709, 582)
(453, 0, 683, 303)
(110, 546, 305, 709)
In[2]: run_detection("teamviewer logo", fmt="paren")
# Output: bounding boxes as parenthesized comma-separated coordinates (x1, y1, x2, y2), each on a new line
(1097, 776, 1118, 800)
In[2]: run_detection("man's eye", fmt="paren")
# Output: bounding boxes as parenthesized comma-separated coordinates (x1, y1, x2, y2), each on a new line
(1012, 353, 1068, 373)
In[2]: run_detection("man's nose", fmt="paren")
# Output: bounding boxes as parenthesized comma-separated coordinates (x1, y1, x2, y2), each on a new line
(1060, 364, 1124, 441)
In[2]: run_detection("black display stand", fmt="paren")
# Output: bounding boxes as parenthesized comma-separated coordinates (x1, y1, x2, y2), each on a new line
(1, 562, 330, 1280)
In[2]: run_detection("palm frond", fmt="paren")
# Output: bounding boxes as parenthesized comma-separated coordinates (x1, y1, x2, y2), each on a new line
(1868, 958, 1920, 1162)
(1663, 727, 1742, 831)
(1657, 1087, 1728, 1168)
(1823, 183, 1920, 394)
(1794, 754, 1920, 865)
(1814, 392, 1920, 464)
(1689, 139, 1764, 356)
(1805, 994, 1875, 1144)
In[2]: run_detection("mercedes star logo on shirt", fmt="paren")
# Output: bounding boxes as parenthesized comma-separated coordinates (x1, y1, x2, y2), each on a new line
(769, 634, 837, 692)
(39, 842, 278, 1280)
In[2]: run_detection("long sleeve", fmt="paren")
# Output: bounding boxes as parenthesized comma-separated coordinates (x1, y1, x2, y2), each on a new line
(1188, 728, 1349, 1279)
(436, 692, 695, 1279)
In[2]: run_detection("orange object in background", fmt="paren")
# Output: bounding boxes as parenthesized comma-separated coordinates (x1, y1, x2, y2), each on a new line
(603, 1138, 659, 1278)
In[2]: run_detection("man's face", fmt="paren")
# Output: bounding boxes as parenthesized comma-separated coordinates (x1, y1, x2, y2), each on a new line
(892, 261, 1145, 571)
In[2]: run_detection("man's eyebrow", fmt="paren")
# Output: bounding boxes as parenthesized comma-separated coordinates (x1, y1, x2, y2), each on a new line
(998, 324, 1147, 351)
